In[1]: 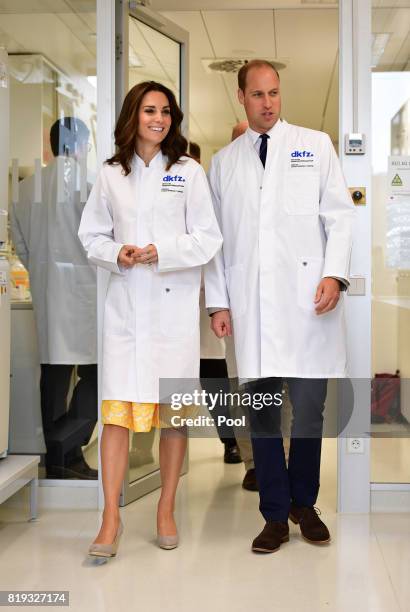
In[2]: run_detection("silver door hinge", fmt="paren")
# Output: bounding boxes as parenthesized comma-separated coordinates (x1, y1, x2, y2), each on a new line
(115, 33, 123, 61)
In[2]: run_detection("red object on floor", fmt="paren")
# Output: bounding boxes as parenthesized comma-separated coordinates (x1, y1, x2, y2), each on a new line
(371, 370, 401, 423)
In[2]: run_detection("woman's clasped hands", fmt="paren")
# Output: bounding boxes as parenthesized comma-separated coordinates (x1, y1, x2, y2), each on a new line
(118, 244, 158, 268)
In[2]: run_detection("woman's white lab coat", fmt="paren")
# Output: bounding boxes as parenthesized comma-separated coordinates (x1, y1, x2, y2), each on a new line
(205, 120, 355, 380)
(78, 152, 223, 402)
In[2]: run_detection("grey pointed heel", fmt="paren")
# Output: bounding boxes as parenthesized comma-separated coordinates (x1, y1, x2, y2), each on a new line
(157, 532, 179, 550)
(88, 519, 124, 558)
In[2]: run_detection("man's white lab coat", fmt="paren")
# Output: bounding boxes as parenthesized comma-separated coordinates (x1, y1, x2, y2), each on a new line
(205, 120, 355, 380)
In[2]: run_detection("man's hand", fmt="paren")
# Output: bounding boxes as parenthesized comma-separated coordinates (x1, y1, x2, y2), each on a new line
(118, 244, 141, 268)
(314, 277, 340, 315)
(211, 310, 232, 338)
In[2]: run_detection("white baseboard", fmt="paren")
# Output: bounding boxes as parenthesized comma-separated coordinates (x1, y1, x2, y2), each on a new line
(5, 478, 410, 513)
(38, 479, 98, 509)
(371, 483, 410, 512)
(2, 479, 98, 512)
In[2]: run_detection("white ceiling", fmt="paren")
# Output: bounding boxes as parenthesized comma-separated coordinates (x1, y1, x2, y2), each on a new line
(0, 6, 96, 77)
(0, 1, 95, 12)
(0, 1, 409, 157)
(153, 0, 410, 9)
(153, 3, 410, 152)
(152, 1, 339, 9)
(160, 7, 339, 148)
(129, 17, 180, 97)
(372, 7, 410, 70)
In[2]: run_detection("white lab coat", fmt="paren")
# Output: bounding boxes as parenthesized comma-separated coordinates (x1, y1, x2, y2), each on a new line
(11, 158, 97, 364)
(78, 152, 223, 402)
(205, 120, 355, 380)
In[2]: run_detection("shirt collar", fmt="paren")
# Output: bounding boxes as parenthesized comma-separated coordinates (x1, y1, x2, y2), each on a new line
(246, 119, 283, 147)
(134, 149, 165, 169)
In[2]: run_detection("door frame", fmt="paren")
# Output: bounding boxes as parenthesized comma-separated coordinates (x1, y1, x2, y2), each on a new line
(337, 0, 372, 513)
(128, 2, 190, 138)
(96, 0, 374, 513)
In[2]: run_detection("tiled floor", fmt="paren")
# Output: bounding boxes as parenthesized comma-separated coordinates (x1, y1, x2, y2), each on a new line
(0, 438, 409, 612)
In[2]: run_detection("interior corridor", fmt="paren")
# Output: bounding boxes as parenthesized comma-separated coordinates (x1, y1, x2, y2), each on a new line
(0, 438, 408, 612)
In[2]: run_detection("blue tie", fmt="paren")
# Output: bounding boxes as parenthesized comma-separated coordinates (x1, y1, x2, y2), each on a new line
(259, 133, 269, 168)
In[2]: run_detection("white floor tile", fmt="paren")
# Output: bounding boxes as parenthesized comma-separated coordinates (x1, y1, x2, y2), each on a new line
(371, 514, 410, 612)
(0, 438, 404, 612)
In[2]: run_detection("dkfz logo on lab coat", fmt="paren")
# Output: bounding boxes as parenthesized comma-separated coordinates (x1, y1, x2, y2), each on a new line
(161, 174, 186, 193)
(291, 150, 314, 158)
(162, 175, 186, 182)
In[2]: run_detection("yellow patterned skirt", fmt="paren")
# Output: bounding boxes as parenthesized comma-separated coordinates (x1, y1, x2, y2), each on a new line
(101, 400, 198, 432)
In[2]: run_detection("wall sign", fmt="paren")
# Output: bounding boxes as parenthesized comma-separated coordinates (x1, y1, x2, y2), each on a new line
(387, 156, 410, 269)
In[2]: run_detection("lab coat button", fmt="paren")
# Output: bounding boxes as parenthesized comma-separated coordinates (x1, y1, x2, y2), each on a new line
(165, 288, 170, 292)
(303, 261, 307, 266)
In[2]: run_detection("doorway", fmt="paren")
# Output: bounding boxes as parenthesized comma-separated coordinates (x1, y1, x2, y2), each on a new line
(145, 1, 342, 511)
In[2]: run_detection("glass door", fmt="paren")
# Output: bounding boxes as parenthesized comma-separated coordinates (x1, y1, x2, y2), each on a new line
(119, 4, 189, 505)
(1, 1, 99, 484)
(370, 1, 410, 493)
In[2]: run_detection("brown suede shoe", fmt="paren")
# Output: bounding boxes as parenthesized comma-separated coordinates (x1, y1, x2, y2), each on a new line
(242, 468, 258, 491)
(289, 504, 331, 544)
(252, 521, 289, 553)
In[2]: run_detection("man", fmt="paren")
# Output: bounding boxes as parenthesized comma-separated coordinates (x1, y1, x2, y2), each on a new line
(11, 117, 98, 479)
(223, 123, 260, 482)
(205, 60, 355, 553)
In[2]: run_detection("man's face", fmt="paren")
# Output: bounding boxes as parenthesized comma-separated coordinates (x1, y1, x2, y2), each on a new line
(238, 67, 281, 133)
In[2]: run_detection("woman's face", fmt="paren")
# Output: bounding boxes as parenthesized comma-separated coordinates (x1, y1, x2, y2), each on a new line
(137, 91, 172, 147)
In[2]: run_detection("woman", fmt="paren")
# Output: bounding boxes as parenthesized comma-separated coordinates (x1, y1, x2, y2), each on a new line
(78, 81, 222, 557)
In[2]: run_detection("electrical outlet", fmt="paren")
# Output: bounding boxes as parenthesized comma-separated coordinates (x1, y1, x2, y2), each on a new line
(348, 276, 366, 296)
(347, 438, 365, 454)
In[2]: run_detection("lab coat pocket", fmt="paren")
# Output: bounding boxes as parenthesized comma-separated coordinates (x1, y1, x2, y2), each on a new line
(104, 274, 133, 336)
(73, 264, 97, 300)
(285, 172, 319, 215)
(297, 257, 324, 312)
(160, 283, 197, 339)
(226, 264, 246, 319)
(160, 189, 186, 206)
(156, 193, 186, 233)
(161, 188, 185, 197)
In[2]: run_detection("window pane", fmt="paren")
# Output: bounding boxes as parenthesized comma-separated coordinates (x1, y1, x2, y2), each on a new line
(1, 2, 98, 481)
(129, 16, 180, 101)
(371, 0, 410, 483)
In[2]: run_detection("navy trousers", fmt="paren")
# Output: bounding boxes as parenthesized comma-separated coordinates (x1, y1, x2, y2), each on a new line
(200, 358, 237, 448)
(248, 377, 328, 522)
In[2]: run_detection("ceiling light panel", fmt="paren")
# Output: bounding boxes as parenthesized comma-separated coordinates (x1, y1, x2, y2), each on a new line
(371, 32, 391, 68)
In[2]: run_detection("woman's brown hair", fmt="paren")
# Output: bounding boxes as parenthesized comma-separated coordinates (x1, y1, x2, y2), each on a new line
(106, 81, 188, 175)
